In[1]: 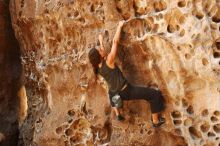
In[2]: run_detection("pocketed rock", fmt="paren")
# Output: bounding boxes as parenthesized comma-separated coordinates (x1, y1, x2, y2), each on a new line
(8, 0, 220, 145)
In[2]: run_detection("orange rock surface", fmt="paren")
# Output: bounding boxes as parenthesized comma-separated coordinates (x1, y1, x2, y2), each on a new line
(7, 0, 220, 145)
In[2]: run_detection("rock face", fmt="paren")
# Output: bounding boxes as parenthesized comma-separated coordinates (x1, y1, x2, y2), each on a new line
(9, 0, 220, 145)
(0, 0, 21, 145)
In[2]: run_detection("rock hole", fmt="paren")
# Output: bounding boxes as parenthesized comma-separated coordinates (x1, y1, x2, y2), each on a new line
(102, 15, 105, 21)
(179, 29, 185, 37)
(208, 132, 216, 137)
(104, 30, 109, 39)
(44, 9, 49, 14)
(21, 0, 24, 8)
(70, 1, 74, 5)
(212, 15, 220, 23)
(213, 52, 220, 58)
(214, 111, 220, 116)
(186, 105, 194, 114)
(175, 100, 180, 106)
(144, 23, 152, 32)
(178, 1, 186, 7)
(90, 4, 95, 12)
(68, 119, 73, 123)
(140, 129, 144, 134)
(74, 11, 79, 17)
(200, 122, 210, 133)
(67, 13, 71, 17)
(202, 58, 209, 66)
(211, 116, 218, 122)
(56, 1, 64, 7)
(19, 11, 22, 17)
(214, 124, 220, 133)
(176, 25, 180, 31)
(56, 126, 63, 134)
(173, 120, 182, 126)
(70, 136, 77, 143)
(154, 1, 167, 12)
(185, 53, 191, 60)
(78, 17, 85, 23)
(67, 109, 75, 117)
(137, 30, 141, 37)
(167, 24, 175, 33)
(195, 12, 204, 20)
(216, 42, 220, 50)
(64, 141, 69, 146)
(67, 41, 71, 46)
(116, 6, 122, 13)
(189, 126, 202, 139)
(147, 130, 153, 135)
(182, 98, 188, 107)
(36, 118, 42, 123)
(65, 129, 73, 136)
(99, 2, 103, 7)
(70, 133, 84, 144)
(184, 118, 193, 126)
(171, 111, 182, 118)
(158, 13, 163, 19)
(202, 109, 209, 116)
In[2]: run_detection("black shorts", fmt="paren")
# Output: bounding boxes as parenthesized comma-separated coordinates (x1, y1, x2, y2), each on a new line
(109, 83, 165, 113)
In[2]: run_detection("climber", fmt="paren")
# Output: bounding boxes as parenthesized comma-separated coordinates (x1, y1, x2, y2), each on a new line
(88, 20, 165, 127)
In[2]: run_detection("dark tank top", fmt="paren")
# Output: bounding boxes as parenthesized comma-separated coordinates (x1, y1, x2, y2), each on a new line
(98, 61, 127, 92)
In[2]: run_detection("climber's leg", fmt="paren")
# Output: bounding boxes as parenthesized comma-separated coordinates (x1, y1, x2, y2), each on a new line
(119, 83, 165, 126)
(119, 83, 164, 112)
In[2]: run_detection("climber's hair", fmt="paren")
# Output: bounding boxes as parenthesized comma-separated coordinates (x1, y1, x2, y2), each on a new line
(88, 48, 101, 78)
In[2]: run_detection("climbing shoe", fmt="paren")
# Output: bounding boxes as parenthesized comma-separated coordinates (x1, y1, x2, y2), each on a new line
(117, 115, 125, 121)
(152, 117, 165, 127)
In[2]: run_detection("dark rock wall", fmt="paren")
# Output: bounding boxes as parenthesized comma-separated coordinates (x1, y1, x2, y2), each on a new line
(0, 0, 21, 145)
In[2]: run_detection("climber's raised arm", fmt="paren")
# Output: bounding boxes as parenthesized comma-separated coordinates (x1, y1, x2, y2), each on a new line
(106, 20, 124, 68)
(97, 34, 106, 58)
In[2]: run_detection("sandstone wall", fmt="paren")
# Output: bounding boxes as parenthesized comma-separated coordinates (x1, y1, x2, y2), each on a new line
(9, 0, 220, 146)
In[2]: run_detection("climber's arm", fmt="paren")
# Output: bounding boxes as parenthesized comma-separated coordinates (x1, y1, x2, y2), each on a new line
(106, 20, 124, 68)
(98, 34, 106, 58)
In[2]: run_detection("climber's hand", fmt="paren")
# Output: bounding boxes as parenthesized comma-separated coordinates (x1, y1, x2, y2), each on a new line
(98, 34, 104, 44)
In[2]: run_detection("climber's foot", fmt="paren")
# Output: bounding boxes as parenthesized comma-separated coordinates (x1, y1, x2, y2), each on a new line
(152, 117, 165, 128)
(117, 115, 125, 121)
